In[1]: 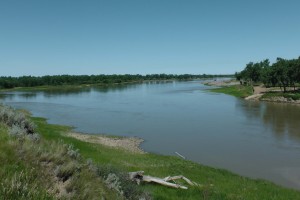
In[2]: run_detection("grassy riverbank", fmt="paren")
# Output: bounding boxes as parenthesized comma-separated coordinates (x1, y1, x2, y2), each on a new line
(1, 105, 300, 199)
(209, 85, 253, 98)
(208, 82, 300, 104)
(261, 92, 300, 101)
(0, 106, 122, 199)
(34, 118, 300, 199)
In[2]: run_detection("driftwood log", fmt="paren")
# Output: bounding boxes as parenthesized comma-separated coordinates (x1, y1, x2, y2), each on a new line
(129, 171, 198, 189)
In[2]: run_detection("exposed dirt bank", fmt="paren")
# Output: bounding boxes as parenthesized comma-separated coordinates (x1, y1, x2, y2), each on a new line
(65, 132, 145, 154)
(260, 96, 300, 104)
(244, 85, 267, 101)
(246, 85, 300, 104)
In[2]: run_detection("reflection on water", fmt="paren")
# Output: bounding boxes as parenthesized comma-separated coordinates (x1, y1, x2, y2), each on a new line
(92, 83, 141, 93)
(263, 103, 300, 142)
(43, 88, 92, 97)
(0, 84, 140, 100)
(235, 100, 263, 120)
(1, 81, 300, 190)
(237, 100, 300, 142)
(19, 93, 37, 99)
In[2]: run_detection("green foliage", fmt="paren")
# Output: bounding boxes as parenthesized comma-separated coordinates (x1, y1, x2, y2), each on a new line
(0, 126, 53, 200)
(237, 56, 300, 92)
(284, 93, 300, 100)
(262, 92, 300, 101)
(235, 59, 269, 84)
(209, 85, 253, 98)
(0, 74, 233, 89)
(0, 104, 37, 135)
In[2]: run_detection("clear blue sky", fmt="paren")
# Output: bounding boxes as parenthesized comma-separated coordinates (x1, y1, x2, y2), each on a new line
(1, 0, 300, 76)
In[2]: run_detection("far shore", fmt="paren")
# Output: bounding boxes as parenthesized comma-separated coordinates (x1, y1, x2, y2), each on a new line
(207, 79, 300, 104)
(203, 79, 240, 87)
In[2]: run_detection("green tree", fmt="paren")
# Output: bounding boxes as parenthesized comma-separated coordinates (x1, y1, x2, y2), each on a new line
(273, 58, 290, 92)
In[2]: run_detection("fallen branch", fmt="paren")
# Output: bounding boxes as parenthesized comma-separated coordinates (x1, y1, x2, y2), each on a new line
(164, 175, 197, 186)
(129, 171, 197, 189)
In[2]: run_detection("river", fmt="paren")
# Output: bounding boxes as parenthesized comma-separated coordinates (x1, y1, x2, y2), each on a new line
(1, 80, 300, 190)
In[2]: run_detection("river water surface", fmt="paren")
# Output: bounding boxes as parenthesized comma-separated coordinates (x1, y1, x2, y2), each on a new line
(1, 80, 300, 190)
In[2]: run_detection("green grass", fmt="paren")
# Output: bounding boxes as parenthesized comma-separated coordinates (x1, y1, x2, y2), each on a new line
(209, 85, 253, 98)
(283, 93, 300, 100)
(261, 92, 281, 99)
(0, 123, 121, 200)
(0, 103, 123, 200)
(0, 125, 54, 200)
(32, 117, 300, 200)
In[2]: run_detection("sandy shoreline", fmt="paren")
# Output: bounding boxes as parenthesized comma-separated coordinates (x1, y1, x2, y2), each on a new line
(65, 132, 145, 154)
(247, 86, 300, 104)
(203, 79, 239, 87)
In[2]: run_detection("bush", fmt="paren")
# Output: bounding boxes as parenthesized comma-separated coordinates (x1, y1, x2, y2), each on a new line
(0, 104, 38, 136)
(9, 125, 26, 137)
(27, 133, 41, 142)
(97, 165, 151, 200)
(104, 173, 123, 195)
(67, 144, 81, 160)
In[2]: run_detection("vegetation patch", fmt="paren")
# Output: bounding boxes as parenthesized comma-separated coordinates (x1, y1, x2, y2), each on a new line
(261, 92, 300, 102)
(0, 74, 232, 90)
(209, 85, 253, 98)
(0, 104, 143, 199)
(235, 56, 300, 93)
(0, 123, 53, 199)
(283, 93, 300, 101)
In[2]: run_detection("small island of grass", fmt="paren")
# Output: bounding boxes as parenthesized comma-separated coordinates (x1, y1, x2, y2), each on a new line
(209, 84, 253, 98)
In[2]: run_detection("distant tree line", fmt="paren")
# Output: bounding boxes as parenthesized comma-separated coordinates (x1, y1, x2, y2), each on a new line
(235, 56, 300, 92)
(0, 74, 232, 89)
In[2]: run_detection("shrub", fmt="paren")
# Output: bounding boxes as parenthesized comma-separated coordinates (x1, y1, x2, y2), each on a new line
(0, 104, 38, 137)
(86, 158, 98, 173)
(104, 173, 123, 195)
(9, 125, 26, 137)
(27, 133, 41, 142)
(54, 162, 80, 182)
(67, 144, 81, 160)
(97, 165, 151, 200)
